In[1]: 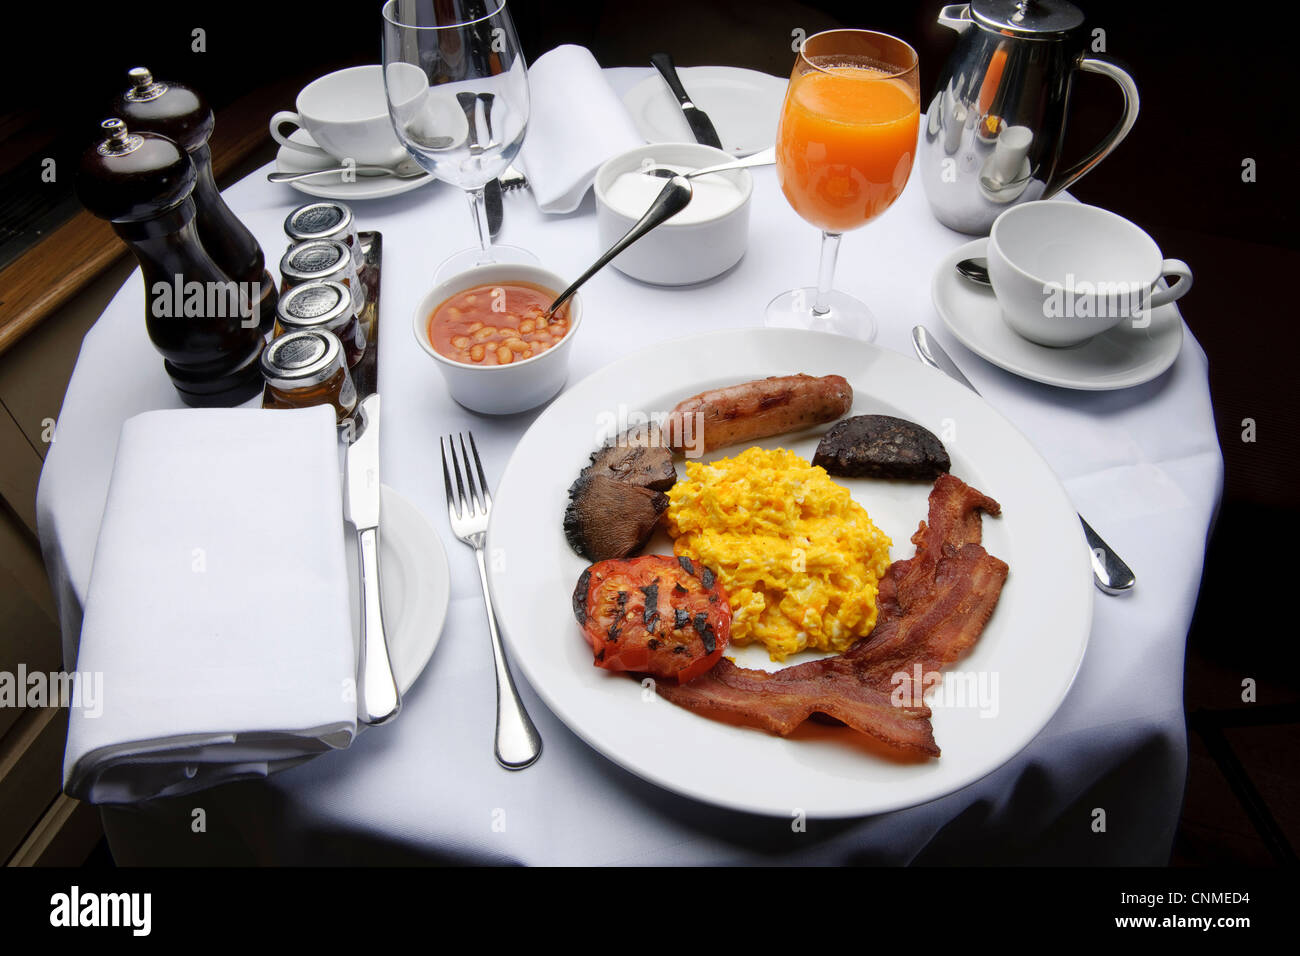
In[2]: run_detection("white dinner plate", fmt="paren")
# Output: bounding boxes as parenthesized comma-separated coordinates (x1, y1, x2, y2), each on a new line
(932, 238, 1185, 390)
(345, 485, 450, 709)
(623, 66, 788, 157)
(487, 328, 1093, 818)
(274, 131, 437, 201)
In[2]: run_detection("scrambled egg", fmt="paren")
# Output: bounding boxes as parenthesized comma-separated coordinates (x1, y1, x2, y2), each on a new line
(665, 447, 892, 661)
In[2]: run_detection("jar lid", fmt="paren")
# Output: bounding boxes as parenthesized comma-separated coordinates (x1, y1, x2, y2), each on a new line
(970, 0, 1083, 37)
(280, 239, 351, 283)
(260, 329, 345, 389)
(276, 281, 354, 331)
(284, 201, 355, 242)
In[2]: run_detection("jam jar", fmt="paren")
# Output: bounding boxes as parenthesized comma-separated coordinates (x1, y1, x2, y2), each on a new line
(274, 280, 366, 368)
(279, 239, 363, 317)
(260, 329, 358, 422)
(284, 201, 362, 270)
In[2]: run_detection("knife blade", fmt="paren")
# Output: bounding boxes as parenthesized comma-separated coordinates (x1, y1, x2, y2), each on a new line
(650, 53, 723, 150)
(344, 393, 401, 724)
(486, 177, 504, 239)
(910, 325, 1136, 595)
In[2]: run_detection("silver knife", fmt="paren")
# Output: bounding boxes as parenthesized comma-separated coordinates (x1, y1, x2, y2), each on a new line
(456, 91, 504, 238)
(485, 177, 504, 240)
(650, 53, 724, 150)
(911, 326, 1136, 595)
(344, 393, 401, 724)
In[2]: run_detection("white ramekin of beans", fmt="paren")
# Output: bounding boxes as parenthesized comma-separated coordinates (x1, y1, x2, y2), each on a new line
(412, 263, 583, 415)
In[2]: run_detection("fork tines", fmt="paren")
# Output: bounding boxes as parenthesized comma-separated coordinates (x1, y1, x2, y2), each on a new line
(440, 432, 492, 520)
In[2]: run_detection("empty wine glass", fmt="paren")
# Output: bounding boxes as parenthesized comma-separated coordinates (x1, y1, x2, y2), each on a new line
(382, 0, 536, 276)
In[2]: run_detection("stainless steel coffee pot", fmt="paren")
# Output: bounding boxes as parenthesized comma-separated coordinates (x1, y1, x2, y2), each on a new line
(918, 0, 1139, 234)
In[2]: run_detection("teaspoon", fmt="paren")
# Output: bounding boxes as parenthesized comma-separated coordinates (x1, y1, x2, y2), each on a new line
(267, 161, 430, 184)
(544, 175, 693, 320)
(956, 256, 991, 286)
(642, 146, 776, 180)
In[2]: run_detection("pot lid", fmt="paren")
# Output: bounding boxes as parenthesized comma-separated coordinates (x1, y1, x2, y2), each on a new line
(970, 0, 1084, 36)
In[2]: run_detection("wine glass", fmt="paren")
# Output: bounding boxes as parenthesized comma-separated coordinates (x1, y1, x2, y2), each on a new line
(382, 0, 535, 276)
(764, 30, 920, 340)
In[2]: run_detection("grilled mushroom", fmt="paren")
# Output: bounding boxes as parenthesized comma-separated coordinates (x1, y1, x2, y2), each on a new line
(579, 437, 676, 491)
(564, 475, 669, 561)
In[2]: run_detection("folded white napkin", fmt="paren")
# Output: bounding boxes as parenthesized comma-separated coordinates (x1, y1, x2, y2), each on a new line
(63, 406, 357, 803)
(517, 44, 644, 213)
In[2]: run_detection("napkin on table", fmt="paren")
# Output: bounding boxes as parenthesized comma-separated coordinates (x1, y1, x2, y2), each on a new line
(517, 44, 644, 213)
(63, 406, 357, 804)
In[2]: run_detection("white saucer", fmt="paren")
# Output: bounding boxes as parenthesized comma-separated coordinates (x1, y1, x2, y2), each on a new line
(344, 485, 450, 711)
(274, 130, 436, 201)
(623, 66, 787, 157)
(931, 238, 1184, 391)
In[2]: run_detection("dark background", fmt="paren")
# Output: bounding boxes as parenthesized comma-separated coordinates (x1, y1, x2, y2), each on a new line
(2, 0, 1295, 862)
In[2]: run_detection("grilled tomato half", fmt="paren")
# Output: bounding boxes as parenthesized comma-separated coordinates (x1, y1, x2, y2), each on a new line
(572, 555, 730, 683)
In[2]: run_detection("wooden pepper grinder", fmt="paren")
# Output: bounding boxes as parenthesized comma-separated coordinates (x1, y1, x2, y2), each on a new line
(77, 118, 266, 406)
(112, 67, 279, 333)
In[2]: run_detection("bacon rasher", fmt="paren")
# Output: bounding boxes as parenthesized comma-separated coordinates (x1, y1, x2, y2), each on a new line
(655, 474, 1009, 757)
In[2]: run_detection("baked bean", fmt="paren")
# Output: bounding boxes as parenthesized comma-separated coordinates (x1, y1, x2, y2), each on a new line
(428, 281, 572, 365)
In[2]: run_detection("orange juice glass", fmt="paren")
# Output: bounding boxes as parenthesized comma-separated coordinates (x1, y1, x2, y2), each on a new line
(765, 30, 920, 340)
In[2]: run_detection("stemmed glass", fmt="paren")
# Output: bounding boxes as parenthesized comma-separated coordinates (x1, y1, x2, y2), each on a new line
(382, 0, 535, 276)
(765, 30, 920, 341)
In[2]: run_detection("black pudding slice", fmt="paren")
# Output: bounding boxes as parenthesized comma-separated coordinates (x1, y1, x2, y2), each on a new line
(812, 414, 951, 480)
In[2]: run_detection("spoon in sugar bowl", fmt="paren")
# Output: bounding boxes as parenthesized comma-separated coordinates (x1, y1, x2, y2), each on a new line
(542, 175, 693, 321)
(639, 145, 776, 181)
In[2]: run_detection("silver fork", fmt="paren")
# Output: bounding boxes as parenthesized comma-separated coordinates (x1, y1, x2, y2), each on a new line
(440, 433, 542, 769)
(499, 164, 529, 191)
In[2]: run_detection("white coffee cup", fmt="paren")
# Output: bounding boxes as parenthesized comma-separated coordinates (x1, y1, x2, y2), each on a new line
(270, 65, 407, 168)
(988, 201, 1193, 347)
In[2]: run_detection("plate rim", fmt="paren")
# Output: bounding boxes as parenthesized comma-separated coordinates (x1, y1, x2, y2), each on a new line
(486, 327, 1094, 818)
(932, 238, 1184, 391)
(622, 65, 788, 156)
(349, 483, 450, 739)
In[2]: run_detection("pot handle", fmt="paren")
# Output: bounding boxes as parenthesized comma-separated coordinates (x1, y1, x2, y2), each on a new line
(938, 4, 973, 33)
(1044, 55, 1140, 198)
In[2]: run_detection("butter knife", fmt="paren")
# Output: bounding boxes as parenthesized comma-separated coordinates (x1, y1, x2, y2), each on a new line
(911, 326, 1136, 595)
(650, 53, 723, 150)
(345, 393, 401, 724)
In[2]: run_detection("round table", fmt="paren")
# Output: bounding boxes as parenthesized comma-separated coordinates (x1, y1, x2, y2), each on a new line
(37, 67, 1223, 864)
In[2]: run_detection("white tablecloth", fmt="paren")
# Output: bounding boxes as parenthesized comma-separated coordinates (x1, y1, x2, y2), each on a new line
(37, 68, 1222, 864)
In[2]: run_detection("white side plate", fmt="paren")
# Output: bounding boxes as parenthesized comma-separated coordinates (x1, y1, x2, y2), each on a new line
(346, 485, 450, 709)
(623, 66, 788, 157)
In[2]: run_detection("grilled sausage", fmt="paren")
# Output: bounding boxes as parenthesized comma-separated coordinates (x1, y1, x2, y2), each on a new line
(665, 374, 853, 454)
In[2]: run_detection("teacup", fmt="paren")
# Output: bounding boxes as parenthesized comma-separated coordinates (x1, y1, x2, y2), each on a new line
(988, 201, 1193, 347)
(270, 65, 407, 168)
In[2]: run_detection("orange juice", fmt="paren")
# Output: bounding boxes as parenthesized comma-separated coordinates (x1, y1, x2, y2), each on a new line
(776, 66, 920, 233)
